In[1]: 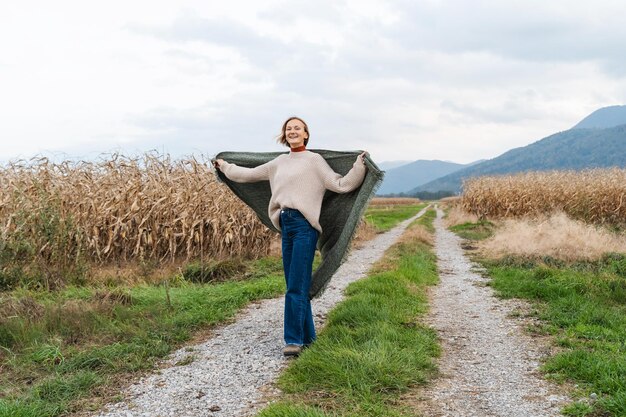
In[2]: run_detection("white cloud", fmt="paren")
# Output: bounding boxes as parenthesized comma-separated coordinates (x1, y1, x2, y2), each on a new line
(1, 0, 626, 164)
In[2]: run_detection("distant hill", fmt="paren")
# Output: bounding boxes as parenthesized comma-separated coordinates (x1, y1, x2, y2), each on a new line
(463, 159, 487, 167)
(573, 105, 626, 129)
(413, 124, 626, 194)
(377, 160, 413, 170)
(376, 160, 466, 195)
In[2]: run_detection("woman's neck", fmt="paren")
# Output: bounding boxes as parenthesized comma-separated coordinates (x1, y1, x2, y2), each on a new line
(290, 145, 306, 152)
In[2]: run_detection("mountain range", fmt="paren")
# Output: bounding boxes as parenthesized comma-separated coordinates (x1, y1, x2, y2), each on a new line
(377, 105, 626, 195)
(377, 160, 413, 170)
(572, 105, 626, 129)
(376, 160, 467, 195)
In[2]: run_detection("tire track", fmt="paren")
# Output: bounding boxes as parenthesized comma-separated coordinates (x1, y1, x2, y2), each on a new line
(416, 207, 569, 417)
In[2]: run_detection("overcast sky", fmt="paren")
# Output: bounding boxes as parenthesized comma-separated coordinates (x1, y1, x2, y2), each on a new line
(1, 0, 625, 164)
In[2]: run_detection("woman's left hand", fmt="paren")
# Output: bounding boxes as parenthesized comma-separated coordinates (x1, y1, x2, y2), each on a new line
(359, 151, 369, 163)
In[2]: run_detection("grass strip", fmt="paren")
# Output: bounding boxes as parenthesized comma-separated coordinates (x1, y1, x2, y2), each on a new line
(364, 203, 427, 233)
(0, 256, 286, 417)
(448, 220, 494, 240)
(414, 207, 436, 233)
(452, 221, 626, 416)
(258, 211, 439, 417)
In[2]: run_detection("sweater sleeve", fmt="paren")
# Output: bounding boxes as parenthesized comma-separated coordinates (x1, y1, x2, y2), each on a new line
(318, 155, 367, 193)
(221, 160, 272, 183)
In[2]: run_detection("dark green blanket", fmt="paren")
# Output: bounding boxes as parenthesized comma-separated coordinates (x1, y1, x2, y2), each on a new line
(214, 149, 384, 298)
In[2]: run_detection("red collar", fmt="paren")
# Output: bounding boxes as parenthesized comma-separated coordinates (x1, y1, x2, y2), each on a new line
(290, 145, 306, 152)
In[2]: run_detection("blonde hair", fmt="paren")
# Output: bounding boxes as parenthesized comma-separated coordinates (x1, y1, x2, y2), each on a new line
(276, 117, 309, 147)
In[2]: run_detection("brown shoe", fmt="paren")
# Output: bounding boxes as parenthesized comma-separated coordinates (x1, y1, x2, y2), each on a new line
(283, 344, 303, 357)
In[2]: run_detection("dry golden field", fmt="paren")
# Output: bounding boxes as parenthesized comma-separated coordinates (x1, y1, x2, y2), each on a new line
(461, 169, 626, 225)
(0, 154, 273, 287)
(370, 197, 421, 206)
(480, 212, 626, 261)
(438, 195, 461, 204)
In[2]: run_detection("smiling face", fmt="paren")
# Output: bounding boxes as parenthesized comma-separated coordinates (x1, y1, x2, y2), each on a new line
(285, 119, 308, 148)
(279, 117, 309, 148)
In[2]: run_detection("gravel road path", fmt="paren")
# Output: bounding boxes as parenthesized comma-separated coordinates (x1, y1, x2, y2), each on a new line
(416, 207, 570, 416)
(92, 206, 430, 417)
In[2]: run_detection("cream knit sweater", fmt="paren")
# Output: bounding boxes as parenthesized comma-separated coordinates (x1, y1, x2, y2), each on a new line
(220, 150, 367, 233)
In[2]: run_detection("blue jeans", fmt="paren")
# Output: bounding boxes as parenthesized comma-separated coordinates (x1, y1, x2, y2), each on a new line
(280, 208, 319, 346)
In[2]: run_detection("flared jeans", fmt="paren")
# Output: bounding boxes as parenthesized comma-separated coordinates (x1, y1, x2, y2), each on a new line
(279, 208, 319, 346)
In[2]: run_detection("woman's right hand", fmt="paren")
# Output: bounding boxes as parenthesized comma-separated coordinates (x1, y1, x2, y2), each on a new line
(213, 158, 225, 170)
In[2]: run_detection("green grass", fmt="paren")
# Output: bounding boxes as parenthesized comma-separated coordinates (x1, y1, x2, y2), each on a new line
(0, 204, 429, 417)
(364, 203, 427, 233)
(484, 258, 626, 416)
(449, 219, 626, 415)
(258, 216, 439, 417)
(0, 256, 286, 417)
(448, 220, 494, 240)
(414, 208, 436, 233)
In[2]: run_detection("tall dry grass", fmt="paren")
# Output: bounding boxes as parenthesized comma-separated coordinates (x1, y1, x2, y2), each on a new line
(443, 205, 479, 228)
(0, 153, 273, 288)
(439, 196, 461, 204)
(352, 219, 378, 249)
(480, 212, 626, 261)
(461, 169, 626, 226)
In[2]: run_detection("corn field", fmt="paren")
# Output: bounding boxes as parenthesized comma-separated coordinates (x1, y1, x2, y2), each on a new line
(461, 169, 626, 225)
(0, 153, 273, 288)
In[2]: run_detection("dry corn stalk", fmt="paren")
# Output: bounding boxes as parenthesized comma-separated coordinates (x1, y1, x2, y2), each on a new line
(461, 169, 626, 225)
(0, 153, 274, 270)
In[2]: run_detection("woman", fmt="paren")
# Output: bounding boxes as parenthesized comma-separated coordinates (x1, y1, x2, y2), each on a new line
(214, 117, 367, 357)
